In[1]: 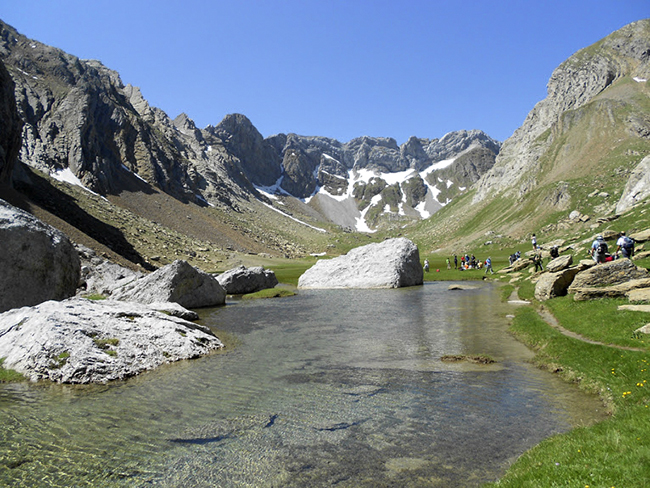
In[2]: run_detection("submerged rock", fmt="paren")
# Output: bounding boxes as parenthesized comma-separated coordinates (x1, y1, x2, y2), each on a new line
(297, 238, 423, 289)
(0, 298, 223, 383)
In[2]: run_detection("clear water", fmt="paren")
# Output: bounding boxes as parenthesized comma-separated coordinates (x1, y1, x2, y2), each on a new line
(0, 282, 605, 487)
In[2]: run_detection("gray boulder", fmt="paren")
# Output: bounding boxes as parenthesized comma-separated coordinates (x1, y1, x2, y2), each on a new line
(77, 244, 143, 296)
(546, 254, 573, 273)
(112, 260, 226, 308)
(0, 199, 80, 313)
(568, 258, 649, 293)
(0, 298, 222, 383)
(627, 288, 650, 303)
(534, 267, 581, 301)
(216, 265, 278, 295)
(498, 258, 532, 274)
(572, 278, 650, 301)
(630, 229, 650, 243)
(298, 238, 423, 289)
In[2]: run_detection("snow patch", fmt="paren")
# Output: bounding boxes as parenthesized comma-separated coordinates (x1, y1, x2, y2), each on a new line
(52, 168, 100, 196)
(121, 164, 148, 183)
(414, 200, 430, 219)
(259, 201, 327, 233)
(633, 77, 648, 83)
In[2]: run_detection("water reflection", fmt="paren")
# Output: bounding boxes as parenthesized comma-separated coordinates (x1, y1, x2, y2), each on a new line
(0, 282, 605, 487)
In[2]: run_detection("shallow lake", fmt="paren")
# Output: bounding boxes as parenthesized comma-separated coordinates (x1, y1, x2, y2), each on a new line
(0, 282, 606, 487)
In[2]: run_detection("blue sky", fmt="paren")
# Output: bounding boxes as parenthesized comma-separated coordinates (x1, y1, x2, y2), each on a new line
(2, 1, 648, 144)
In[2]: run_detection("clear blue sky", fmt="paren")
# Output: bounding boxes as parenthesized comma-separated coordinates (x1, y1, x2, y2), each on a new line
(2, 1, 648, 144)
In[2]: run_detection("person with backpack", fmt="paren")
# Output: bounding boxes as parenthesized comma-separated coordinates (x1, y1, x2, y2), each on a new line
(532, 251, 544, 272)
(616, 231, 635, 259)
(591, 235, 608, 264)
(484, 257, 494, 275)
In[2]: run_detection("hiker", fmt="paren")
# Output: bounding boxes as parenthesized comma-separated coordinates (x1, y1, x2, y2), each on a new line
(531, 234, 537, 250)
(484, 257, 494, 274)
(446, 257, 451, 269)
(423, 259, 430, 272)
(454, 255, 458, 269)
(532, 251, 544, 272)
(590, 235, 608, 264)
(616, 231, 635, 259)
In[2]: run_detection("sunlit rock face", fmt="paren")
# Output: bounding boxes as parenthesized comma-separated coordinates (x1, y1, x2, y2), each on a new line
(298, 237, 423, 289)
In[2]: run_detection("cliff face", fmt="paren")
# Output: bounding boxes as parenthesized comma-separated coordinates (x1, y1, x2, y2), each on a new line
(473, 19, 650, 207)
(0, 58, 22, 185)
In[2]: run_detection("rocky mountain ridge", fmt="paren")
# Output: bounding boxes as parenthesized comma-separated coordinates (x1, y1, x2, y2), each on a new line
(0, 18, 500, 243)
(410, 19, 650, 253)
(473, 19, 650, 205)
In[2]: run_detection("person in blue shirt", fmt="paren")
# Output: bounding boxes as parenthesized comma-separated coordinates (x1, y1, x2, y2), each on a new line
(484, 257, 494, 274)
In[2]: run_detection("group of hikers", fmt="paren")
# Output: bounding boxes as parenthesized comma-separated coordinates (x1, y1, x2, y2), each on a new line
(422, 231, 635, 276)
(426, 254, 495, 274)
(590, 231, 635, 263)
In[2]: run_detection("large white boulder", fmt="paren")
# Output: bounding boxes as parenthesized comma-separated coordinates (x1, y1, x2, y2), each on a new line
(112, 260, 226, 308)
(0, 298, 223, 383)
(0, 199, 80, 313)
(298, 237, 423, 289)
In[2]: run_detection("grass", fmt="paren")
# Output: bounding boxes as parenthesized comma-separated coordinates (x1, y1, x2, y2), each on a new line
(0, 358, 25, 382)
(93, 338, 120, 356)
(242, 288, 296, 299)
(484, 291, 650, 487)
(269, 260, 314, 286)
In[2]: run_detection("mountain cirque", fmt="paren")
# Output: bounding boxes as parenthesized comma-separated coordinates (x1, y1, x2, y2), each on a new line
(0, 18, 500, 246)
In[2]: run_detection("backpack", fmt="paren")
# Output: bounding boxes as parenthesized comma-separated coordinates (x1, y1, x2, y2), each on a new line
(597, 241, 608, 254)
(623, 236, 634, 253)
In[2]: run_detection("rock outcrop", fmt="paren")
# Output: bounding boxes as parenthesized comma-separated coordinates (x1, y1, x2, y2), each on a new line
(298, 238, 423, 289)
(534, 267, 582, 301)
(0, 298, 222, 383)
(568, 258, 649, 291)
(568, 258, 650, 301)
(617, 155, 650, 213)
(572, 278, 650, 301)
(546, 254, 573, 273)
(473, 20, 650, 205)
(216, 265, 278, 295)
(0, 199, 80, 313)
(498, 258, 532, 273)
(0, 59, 22, 185)
(111, 260, 226, 308)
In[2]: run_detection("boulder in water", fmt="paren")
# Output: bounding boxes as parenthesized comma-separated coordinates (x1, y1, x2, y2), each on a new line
(112, 260, 226, 308)
(297, 238, 423, 289)
(0, 298, 223, 383)
(216, 265, 278, 294)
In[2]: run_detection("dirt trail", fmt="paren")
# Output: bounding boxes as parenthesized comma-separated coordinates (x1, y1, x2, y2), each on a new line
(509, 289, 647, 353)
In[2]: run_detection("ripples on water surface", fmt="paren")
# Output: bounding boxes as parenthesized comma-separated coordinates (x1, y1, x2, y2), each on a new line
(0, 282, 605, 487)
